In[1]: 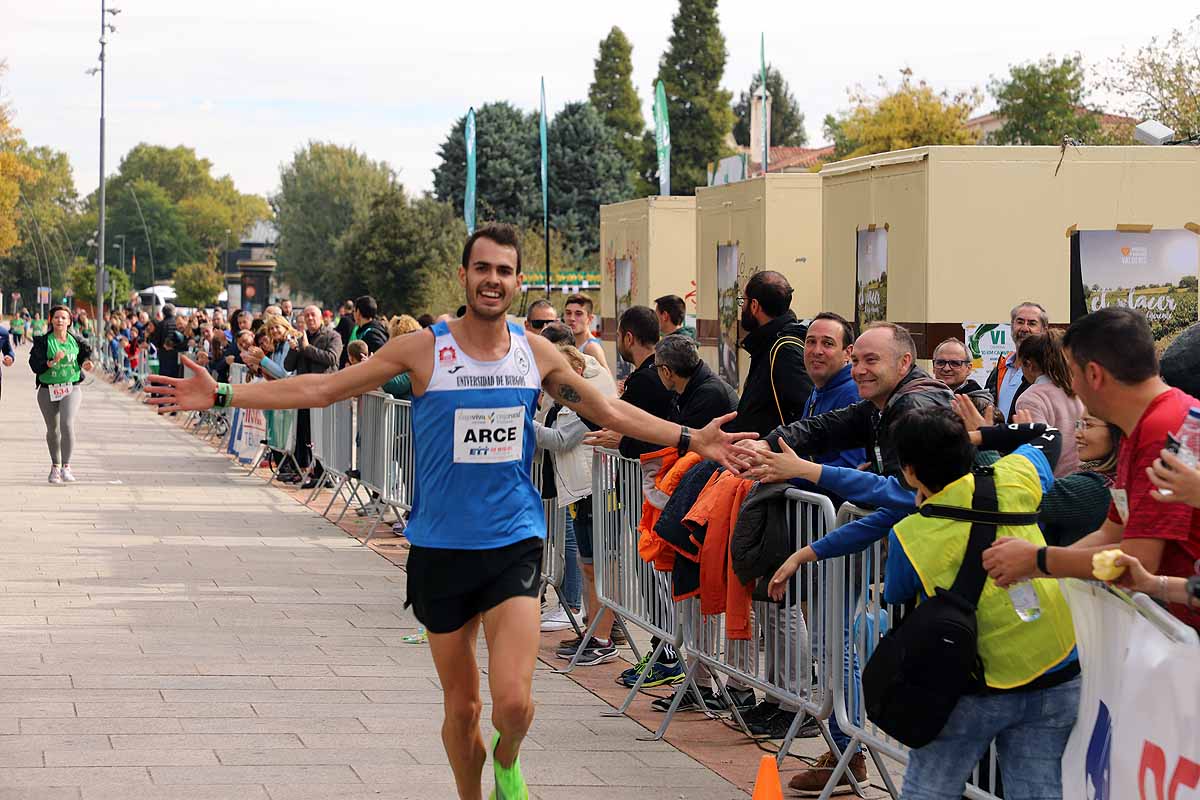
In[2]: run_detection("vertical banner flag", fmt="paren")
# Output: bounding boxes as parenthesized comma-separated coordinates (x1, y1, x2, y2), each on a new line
(540, 78, 550, 292)
(654, 80, 671, 196)
(131, 252, 136, 275)
(760, 34, 769, 173)
(464, 107, 477, 235)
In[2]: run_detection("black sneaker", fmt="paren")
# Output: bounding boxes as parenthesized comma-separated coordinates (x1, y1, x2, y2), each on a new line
(740, 699, 781, 726)
(747, 709, 822, 740)
(651, 686, 727, 713)
(727, 687, 757, 712)
(556, 639, 617, 666)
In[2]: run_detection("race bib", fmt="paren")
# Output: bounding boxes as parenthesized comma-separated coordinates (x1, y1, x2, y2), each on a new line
(1110, 488, 1129, 523)
(49, 383, 73, 403)
(454, 407, 524, 464)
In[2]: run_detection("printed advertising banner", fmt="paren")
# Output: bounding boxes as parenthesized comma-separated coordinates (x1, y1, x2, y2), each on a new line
(1072, 229, 1200, 352)
(1060, 580, 1199, 800)
(614, 258, 634, 380)
(962, 322, 1014, 388)
(856, 229, 888, 329)
(717, 243, 740, 387)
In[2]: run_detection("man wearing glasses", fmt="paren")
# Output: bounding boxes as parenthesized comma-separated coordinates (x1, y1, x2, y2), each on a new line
(931, 338, 980, 393)
(523, 298, 558, 334)
(986, 301, 1049, 422)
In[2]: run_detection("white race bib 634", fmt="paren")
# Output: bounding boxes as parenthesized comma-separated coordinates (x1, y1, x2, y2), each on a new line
(454, 407, 524, 464)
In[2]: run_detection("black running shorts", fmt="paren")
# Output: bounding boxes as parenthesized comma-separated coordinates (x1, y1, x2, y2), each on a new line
(405, 536, 543, 634)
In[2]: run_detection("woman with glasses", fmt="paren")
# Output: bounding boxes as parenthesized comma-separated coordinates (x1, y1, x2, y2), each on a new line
(1037, 409, 1122, 546)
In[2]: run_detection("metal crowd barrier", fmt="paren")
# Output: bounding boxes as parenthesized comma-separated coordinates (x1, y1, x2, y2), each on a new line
(531, 455, 581, 637)
(307, 398, 359, 518)
(353, 392, 407, 542)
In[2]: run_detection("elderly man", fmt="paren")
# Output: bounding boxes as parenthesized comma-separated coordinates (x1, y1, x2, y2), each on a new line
(285, 305, 344, 488)
(654, 334, 737, 429)
(523, 298, 558, 335)
(986, 301, 1048, 422)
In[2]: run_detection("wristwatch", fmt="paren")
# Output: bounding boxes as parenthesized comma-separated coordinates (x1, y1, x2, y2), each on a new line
(1036, 546, 1050, 576)
(213, 382, 232, 409)
(677, 426, 691, 457)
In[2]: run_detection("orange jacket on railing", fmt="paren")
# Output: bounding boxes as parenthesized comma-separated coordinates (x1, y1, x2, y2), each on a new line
(636, 448, 701, 572)
(684, 470, 756, 640)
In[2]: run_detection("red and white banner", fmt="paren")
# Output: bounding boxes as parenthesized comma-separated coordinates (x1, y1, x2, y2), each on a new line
(1061, 580, 1199, 800)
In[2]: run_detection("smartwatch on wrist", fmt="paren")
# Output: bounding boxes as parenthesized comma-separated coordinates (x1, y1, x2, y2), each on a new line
(213, 382, 232, 409)
(677, 426, 691, 457)
(1036, 546, 1050, 576)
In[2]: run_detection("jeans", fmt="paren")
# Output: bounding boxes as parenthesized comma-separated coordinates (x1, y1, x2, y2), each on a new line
(902, 675, 1080, 800)
(560, 512, 582, 611)
(828, 608, 861, 753)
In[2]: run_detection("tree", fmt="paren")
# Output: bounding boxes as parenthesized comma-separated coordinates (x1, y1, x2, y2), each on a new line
(548, 102, 634, 263)
(172, 258, 225, 308)
(1102, 15, 1200, 139)
(339, 187, 466, 317)
(824, 69, 981, 159)
(588, 27, 645, 176)
(65, 257, 131, 309)
(642, 0, 735, 195)
(271, 141, 396, 305)
(432, 102, 538, 227)
(105, 178, 199, 280)
(988, 55, 1099, 145)
(732, 65, 808, 148)
(0, 61, 38, 259)
(0, 143, 80, 304)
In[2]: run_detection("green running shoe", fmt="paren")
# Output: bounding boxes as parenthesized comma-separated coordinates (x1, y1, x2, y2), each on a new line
(490, 731, 529, 800)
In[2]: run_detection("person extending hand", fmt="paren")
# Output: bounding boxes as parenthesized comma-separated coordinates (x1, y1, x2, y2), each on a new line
(1147, 448, 1200, 508)
(746, 438, 821, 485)
(766, 547, 818, 601)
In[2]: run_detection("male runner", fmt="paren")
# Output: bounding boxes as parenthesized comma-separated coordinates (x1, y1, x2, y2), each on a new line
(146, 223, 754, 800)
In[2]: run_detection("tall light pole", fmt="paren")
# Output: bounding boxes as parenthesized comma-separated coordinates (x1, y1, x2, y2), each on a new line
(113, 235, 125, 311)
(87, 1, 120, 335)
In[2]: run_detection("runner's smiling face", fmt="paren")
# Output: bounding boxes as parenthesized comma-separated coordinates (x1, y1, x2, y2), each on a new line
(459, 237, 521, 321)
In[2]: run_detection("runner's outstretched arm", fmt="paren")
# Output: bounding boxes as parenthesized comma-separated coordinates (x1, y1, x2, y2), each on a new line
(144, 330, 433, 412)
(528, 335, 756, 472)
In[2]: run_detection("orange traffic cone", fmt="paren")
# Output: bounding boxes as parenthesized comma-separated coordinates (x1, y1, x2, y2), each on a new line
(751, 754, 783, 800)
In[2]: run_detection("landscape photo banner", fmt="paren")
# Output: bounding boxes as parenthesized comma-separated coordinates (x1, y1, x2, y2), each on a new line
(614, 257, 634, 380)
(1073, 229, 1200, 350)
(856, 229, 888, 329)
(717, 243, 740, 388)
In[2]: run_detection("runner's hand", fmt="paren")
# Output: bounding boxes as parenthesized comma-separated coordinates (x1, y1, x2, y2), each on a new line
(1, 356, 11, 367)
(690, 412, 758, 473)
(81, 360, 94, 372)
(145, 355, 217, 412)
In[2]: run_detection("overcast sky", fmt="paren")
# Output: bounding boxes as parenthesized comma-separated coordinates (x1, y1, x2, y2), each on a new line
(4, 0, 1196, 203)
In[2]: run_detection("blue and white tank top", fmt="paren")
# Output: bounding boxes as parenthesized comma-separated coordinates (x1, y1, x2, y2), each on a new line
(405, 320, 544, 550)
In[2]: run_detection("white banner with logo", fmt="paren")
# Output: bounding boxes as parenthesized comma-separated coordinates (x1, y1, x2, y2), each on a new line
(962, 322, 1013, 388)
(1061, 580, 1199, 800)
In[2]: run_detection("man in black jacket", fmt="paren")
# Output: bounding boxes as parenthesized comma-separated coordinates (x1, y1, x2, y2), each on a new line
(285, 305, 344, 486)
(654, 334, 737, 429)
(152, 305, 186, 380)
(730, 271, 813, 437)
(335, 300, 355, 368)
(352, 295, 388, 356)
(757, 322, 952, 478)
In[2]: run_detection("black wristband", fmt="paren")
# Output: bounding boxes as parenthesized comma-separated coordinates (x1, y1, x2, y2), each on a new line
(677, 426, 691, 457)
(1036, 546, 1050, 576)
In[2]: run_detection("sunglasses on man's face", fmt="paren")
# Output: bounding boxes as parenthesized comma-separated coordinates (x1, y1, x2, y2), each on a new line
(933, 359, 969, 369)
(529, 318, 557, 330)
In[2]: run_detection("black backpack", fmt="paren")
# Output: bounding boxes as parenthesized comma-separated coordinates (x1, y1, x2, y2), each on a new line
(861, 466, 1039, 748)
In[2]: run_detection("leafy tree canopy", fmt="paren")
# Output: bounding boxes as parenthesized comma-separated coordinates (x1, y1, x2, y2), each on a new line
(733, 65, 808, 148)
(988, 55, 1099, 145)
(588, 27, 645, 175)
(1102, 15, 1200, 139)
(172, 258, 226, 309)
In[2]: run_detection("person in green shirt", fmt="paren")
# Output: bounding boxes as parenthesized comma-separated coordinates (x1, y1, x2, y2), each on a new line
(29, 306, 94, 484)
(654, 294, 696, 341)
(31, 313, 47, 337)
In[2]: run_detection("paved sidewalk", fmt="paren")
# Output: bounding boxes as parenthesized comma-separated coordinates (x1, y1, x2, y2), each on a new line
(0, 357, 746, 800)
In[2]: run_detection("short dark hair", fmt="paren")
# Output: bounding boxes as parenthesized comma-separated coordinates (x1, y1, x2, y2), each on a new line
(48, 304, 71, 319)
(654, 295, 686, 326)
(354, 295, 379, 320)
(462, 223, 522, 273)
(1062, 307, 1158, 384)
(618, 305, 660, 347)
(655, 334, 702, 378)
(893, 407, 975, 494)
(864, 321, 916, 360)
(744, 271, 793, 318)
(810, 311, 855, 349)
(564, 294, 594, 315)
(417, 313, 434, 328)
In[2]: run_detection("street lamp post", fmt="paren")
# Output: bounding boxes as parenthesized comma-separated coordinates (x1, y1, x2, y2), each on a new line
(88, 1, 120, 336)
(112, 235, 125, 310)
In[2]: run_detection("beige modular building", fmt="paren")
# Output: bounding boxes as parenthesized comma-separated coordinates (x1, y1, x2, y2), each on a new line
(821, 146, 1200, 358)
(598, 196, 697, 372)
(694, 173, 823, 388)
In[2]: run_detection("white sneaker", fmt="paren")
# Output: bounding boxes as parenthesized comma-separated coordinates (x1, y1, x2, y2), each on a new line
(60, 466, 76, 483)
(48, 467, 63, 485)
(540, 607, 576, 632)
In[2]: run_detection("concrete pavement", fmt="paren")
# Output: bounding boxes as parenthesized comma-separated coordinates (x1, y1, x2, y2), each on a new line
(0, 353, 747, 800)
